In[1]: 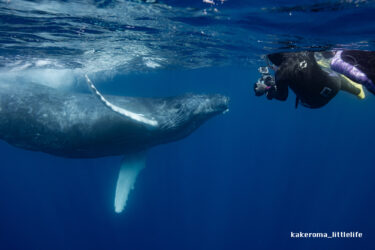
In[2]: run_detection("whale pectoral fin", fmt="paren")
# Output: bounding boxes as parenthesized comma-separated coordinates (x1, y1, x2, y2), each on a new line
(85, 75, 158, 127)
(114, 152, 146, 213)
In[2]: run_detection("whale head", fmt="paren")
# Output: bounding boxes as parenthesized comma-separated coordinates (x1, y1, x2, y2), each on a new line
(155, 94, 229, 142)
(188, 93, 229, 119)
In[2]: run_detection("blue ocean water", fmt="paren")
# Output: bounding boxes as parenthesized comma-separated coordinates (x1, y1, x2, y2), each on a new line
(1, 0, 375, 250)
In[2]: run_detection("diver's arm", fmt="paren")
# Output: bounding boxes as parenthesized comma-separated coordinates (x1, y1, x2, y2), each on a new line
(266, 79, 288, 101)
(268, 66, 290, 101)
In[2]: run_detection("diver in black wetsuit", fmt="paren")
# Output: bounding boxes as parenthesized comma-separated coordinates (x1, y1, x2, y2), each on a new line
(254, 51, 363, 108)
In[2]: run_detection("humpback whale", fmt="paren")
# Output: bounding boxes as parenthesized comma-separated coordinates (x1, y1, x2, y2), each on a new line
(0, 76, 229, 213)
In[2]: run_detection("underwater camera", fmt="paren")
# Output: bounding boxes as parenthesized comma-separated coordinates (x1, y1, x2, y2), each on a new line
(258, 66, 269, 74)
(254, 66, 275, 96)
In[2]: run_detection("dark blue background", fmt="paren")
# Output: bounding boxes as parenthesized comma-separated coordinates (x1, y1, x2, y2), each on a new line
(0, 67, 374, 250)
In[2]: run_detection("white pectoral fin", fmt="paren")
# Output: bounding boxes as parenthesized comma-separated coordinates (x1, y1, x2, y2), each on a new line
(85, 74, 158, 127)
(114, 152, 146, 213)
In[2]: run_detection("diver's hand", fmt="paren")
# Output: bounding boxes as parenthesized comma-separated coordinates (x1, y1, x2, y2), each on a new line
(266, 85, 277, 100)
(254, 81, 268, 96)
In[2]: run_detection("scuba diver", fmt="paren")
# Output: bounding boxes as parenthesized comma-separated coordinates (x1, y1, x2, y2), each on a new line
(254, 50, 375, 108)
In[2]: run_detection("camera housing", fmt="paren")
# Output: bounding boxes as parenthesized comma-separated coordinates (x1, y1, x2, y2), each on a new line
(253, 66, 276, 97)
(262, 75, 275, 86)
(258, 66, 269, 74)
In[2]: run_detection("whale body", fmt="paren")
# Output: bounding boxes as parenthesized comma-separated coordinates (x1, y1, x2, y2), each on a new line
(0, 79, 228, 213)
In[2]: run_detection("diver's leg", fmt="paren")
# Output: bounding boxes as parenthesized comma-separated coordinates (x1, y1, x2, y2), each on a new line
(340, 77, 361, 97)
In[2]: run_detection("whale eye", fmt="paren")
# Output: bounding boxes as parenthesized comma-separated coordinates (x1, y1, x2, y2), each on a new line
(174, 103, 182, 109)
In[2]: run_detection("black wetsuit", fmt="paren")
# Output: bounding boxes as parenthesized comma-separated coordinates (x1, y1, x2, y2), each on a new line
(267, 52, 361, 108)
